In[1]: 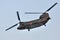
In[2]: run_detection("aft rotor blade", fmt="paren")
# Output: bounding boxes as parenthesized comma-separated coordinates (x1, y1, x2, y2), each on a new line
(5, 23, 18, 31)
(17, 11, 20, 21)
(45, 2, 57, 12)
(25, 12, 43, 14)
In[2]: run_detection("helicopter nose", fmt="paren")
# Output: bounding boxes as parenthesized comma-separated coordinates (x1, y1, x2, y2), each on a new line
(17, 27, 21, 30)
(17, 27, 24, 30)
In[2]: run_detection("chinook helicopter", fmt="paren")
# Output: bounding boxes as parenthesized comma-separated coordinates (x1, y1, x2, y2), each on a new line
(5, 2, 57, 31)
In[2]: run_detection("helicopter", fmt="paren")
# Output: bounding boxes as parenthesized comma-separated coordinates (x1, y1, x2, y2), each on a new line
(5, 2, 57, 31)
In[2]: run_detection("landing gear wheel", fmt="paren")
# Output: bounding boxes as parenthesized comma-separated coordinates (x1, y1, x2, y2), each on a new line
(27, 26, 30, 31)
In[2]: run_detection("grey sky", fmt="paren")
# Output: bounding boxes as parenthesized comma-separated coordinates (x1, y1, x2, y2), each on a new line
(0, 0, 60, 40)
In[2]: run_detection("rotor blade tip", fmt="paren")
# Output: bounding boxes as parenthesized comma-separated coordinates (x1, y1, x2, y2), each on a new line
(5, 29, 8, 31)
(55, 2, 58, 4)
(56, 2, 58, 3)
(16, 11, 18, 13)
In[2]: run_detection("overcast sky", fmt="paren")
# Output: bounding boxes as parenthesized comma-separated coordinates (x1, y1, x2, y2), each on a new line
(0, 0, 60, 40)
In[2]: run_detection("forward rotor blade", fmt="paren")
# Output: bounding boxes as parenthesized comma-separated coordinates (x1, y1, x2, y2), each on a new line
(5, 23, 18, 31)
(17, 11, 20, 21)
(45, 2, 57, 12)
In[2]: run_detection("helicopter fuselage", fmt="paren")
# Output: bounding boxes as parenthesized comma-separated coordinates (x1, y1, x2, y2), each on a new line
(17, 13, 50, 30)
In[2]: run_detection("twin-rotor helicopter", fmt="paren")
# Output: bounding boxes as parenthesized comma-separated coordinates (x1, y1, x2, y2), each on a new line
(5, 2, 57, 31)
